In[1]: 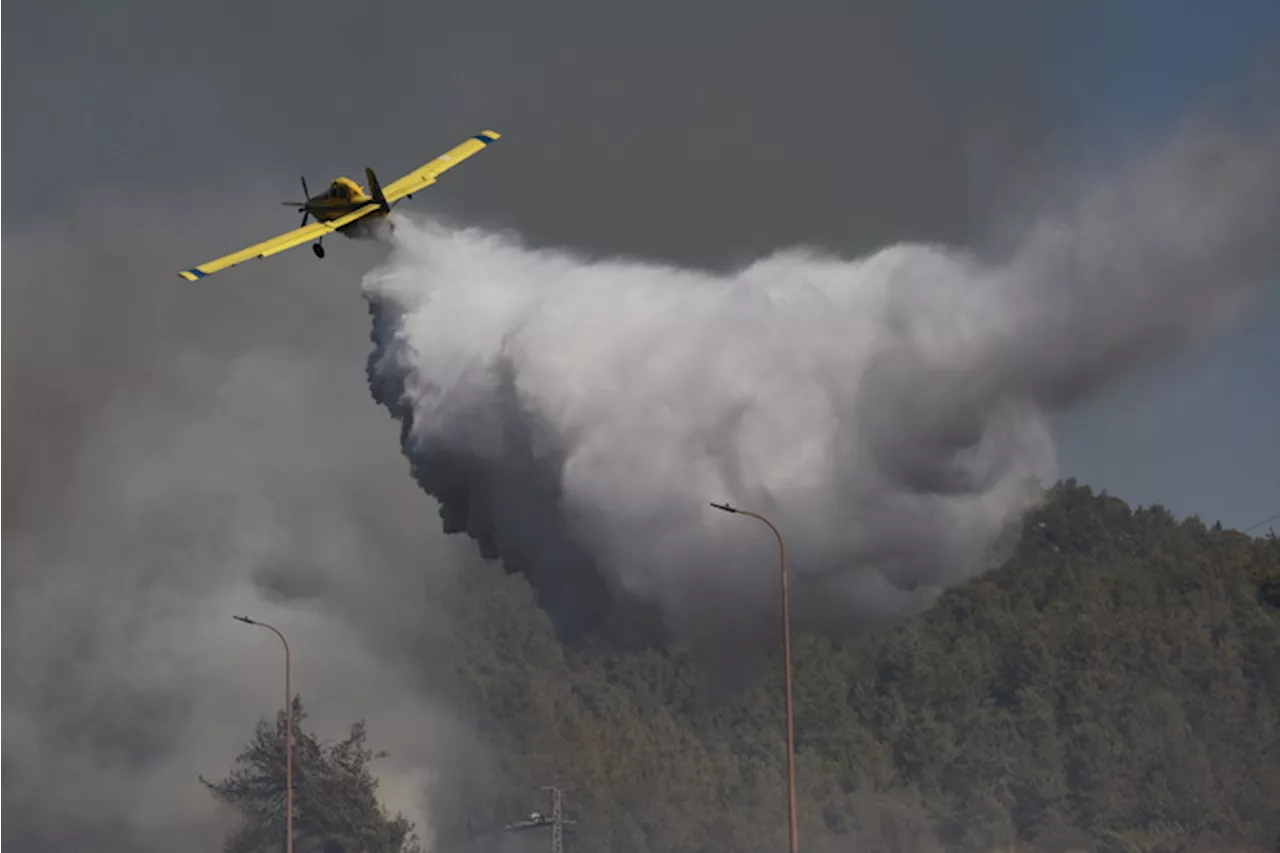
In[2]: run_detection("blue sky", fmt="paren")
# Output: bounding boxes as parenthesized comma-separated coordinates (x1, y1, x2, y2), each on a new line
(1041, 0, 1280, 531)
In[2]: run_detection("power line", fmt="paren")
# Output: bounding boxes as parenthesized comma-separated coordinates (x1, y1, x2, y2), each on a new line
(1243, 510, 1280, 534)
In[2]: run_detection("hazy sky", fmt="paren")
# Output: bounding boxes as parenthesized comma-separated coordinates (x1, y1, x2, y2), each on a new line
(1036, 1, 1279, 531)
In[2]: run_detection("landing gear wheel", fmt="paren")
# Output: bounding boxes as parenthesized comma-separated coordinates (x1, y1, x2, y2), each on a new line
(313, 243, 326, 259)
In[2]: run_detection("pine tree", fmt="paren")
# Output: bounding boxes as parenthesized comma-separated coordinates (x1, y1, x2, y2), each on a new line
(202, 696, 421, 853)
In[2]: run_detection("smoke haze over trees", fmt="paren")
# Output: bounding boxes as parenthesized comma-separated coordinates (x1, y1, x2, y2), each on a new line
(436, 483, 1280, 852)
(201, 483, 1280, 852)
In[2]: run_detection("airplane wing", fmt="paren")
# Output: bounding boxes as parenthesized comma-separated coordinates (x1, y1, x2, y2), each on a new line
(177, 202, 380, 281)
(379, 129, 501, 205)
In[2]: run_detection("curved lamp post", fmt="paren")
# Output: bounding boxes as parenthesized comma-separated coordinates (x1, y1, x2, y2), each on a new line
(234, 615, 293, 853)
(710, 502, 798, 853)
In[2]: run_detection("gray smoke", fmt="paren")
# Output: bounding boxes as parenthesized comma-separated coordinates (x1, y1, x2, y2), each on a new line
(364, 108, 1280, 648)
(1, 200, 483, 852)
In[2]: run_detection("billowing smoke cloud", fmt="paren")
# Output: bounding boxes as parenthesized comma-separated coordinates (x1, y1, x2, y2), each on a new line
(364, 109, 1280, 648)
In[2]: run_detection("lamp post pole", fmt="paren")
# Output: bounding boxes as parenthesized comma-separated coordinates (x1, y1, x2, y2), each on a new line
(711, 502, 798, 853)
(234, 615, 293, 853)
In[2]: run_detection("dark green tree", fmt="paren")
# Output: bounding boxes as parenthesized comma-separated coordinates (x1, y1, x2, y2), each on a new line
(202, 696, 421, 853)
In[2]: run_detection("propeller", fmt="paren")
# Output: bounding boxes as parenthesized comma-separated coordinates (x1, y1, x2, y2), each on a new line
(280, 176, 313, 227)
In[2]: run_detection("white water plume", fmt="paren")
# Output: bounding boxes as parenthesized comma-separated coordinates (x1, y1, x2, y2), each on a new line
(364, 111, 1280, 646)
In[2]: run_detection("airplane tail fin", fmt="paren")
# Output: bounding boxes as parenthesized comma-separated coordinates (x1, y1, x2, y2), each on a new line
(366, 167, 391, 213)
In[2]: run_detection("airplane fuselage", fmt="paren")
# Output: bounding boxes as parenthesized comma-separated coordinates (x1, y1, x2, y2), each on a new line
(304, 176, 388, 236)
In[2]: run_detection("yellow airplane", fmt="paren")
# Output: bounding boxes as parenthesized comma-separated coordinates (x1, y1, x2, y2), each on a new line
(177, 129, 501, 281)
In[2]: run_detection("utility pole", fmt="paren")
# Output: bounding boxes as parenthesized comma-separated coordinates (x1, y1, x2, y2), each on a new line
(543, 786, 565, 853)
(503, 785, 576, 853)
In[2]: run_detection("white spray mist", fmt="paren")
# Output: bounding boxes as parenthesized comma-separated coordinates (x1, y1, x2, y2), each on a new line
(364, 110, 1280, 646)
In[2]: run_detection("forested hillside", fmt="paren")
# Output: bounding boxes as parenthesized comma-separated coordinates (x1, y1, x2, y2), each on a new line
(437, 481, 1280, 853)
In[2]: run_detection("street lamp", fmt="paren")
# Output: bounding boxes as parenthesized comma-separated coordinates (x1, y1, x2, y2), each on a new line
(710, 501, 799, 853)
(234, 615, 293, 853)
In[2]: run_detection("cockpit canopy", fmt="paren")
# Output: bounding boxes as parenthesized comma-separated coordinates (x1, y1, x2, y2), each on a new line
(323, 177, 366, 200)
